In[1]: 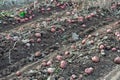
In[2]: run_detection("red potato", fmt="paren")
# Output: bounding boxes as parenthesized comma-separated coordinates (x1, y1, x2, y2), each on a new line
(90, 13, 95, 16)
(14, 17, 20, 20)
(46, 18, 52, 21)
(60, 5, 65, 9)
(117, 34, 120, 37)
(56, 55, 63, 61)
(58, 29, 64, 33)
(106, 29, 112, 33)
(37, 38, 41, 43)
(64, 51, 70, 55)
(57, 18, 61, 21)
(6, 34, 12, 40)
(114, 21, 120, 25)
(47, 8, 51, 11)
(87, 35, 92, 38)
(55, 12, 59, 15)
(56, 3, 60, 6)
(89, 15, 93, 18)
(51, 25, 56, 28)
(85, 15, 91, 19)
(66, 12, 71, 15)
(115, 32, 119, 36)
(91, 56, 100, 63)
(71, 74, 77, 79)
(25, 18, 29, 21)
(41, 61, 47, 66)
(71, 20, 75, 23)
(18, 27, 24, 31)
(82, 39, 86, 44)
(99, 45, 105, 49)
(78, 74, 83, 80)
(35, 51, 41, 57)
(16, 71, 21, 76)
(47, 68, 55, 74)
(111, 5, 116, 9)
(20, 19, 25, 23)
(84, 67, 94, 74)
(90, 40, 94, 44)
(106, 18, 112, 21)
(82, 24, 86, 27)
(67, 19, 72, 23)
(3, 21, 8, 25)
(60, 60, 67, 69)
(19, 9, 23, 12)
(78, 16, 83, 22)
(70, 78, 74, 80)
(71, 12, 75, 15)
(29, 38, 35, 43)
(118, 2, 120, 5)
(112, 48, 117, 51)
(32, 14, 35, 17)
(29, 16, 33, 20)
(114, 57, 120, 64)
(41, 8, 45, 11)
(71, 44, 76, 49)
(35, 33, 41, 38)
(41, 11, 45, 13)
(51, 27, 56, 32)
(42, 59, 47, 62)
(47, 60, 52, 66)
(28, 10, 32, 14)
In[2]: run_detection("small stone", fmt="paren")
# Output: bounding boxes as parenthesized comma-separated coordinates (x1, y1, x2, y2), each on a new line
(106, 46, 111, 50)
(95, 33, 99, 36)
(101, 49, 106, 56)
(28, 70, 37, 74)
(42, 21, 47, 27)
(114, 57, 120, 64)
(117, 50, 120, 53)
(47, 75, 56, 80)
(82, 24, 86, 27)
(71, 74, 77, 79)
(58, 77, 65, 80)
(13, 36, 19, 41)
(72, 32, 79, 41)
(78, 74, 83, 80)
(103, 36, 108, 40)
(26, 43, 31, 47)
(22, 39, 30, 43)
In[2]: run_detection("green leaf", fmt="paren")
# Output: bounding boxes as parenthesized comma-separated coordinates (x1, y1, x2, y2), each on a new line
(19, 11, 26, 18)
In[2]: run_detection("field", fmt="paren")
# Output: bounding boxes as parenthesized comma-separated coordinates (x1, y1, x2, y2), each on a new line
(0, 0, 120, 80)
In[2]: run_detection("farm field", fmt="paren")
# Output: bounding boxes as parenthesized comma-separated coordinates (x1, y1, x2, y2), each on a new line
(0, 0, 120, 80)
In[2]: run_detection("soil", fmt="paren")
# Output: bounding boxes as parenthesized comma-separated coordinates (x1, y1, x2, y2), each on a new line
(0, 1, 120, 80)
